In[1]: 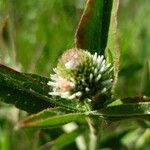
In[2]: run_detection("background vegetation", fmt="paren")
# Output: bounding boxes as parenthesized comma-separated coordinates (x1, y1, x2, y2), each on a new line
(0, 0, 150, 149)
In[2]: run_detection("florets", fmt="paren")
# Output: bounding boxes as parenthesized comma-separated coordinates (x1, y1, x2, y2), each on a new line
(48, 48, 113, 102)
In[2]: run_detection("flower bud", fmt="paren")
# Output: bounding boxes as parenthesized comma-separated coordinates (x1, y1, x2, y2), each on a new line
(48, 48, 113, 102)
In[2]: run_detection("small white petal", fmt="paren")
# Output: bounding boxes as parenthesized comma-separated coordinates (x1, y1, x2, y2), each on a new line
(75, 91, 82, 97)
(100, 55, 104, 61)
(82, 78, 85, 83)
(65, 60, 76, 69)
(101, 88, 107, 94)
(103, 67, 113, 75)
(70, 82, 75, 88)
(97, 55, 101, 63)
(106, 64, 111, 68)
(94, 68, 98, 75)
(95, 74, 102, 82)
(53, 68, 58, 74)
(85, 51, 91, 57)
(100, 66, 105, 72)
(47, 81, 56, 86)
(68, 94, 76, 99)
(97, 55, 101, 60)
(102, 64, 111, 72)
(90, 73, 93, 81)
(48, 92, 60, 96)
(87, 99, 92, 102)
(97, 56, 104, 68)
(85, 87, 90, 92)
(50, 74, 58, 81)
(61, 92, 71, 98)
(101, 59, 106, 67)
(107, 67, 114, 74)
(93, 53, 98, 63)
(70, 77, 75, 82)
(102, 79, 113, 86)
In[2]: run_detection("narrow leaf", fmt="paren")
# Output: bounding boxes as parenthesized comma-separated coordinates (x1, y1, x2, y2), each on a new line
(100, 102, 150, 120)
(0, 64, 52, 113)
(17, 113, 86, 128)
(107, 97, 150, 107)
(121, 96, 150, 103)
(143, 61, 150, 96)
(76, 0, 113, 54)
(52, 127, 85, 150)
(18, 108, 60, 124)
(107, 0, 120, 89)
(0, 85, 52, 114)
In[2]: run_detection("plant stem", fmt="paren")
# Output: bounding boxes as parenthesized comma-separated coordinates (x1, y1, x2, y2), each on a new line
(87, 116, 103, 150)
(88, 118, 97, 150)
(8, 0, 19, 69)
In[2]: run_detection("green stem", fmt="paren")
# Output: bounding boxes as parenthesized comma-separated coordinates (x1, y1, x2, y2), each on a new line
(87, 116, 103, 150)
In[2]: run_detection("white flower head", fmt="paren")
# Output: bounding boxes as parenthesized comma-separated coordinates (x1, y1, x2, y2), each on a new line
(48, 48, 113, 102)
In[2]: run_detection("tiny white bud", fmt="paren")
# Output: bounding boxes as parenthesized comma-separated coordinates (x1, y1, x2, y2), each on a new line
(95, 74, 102, 82)
(47, 81, 56, 87)
(100, 66, 105, 73)
(93, 53, 98, 63)
(49, 92, 60, 96)
(85, 87, 90, 92)
(94, 68, 98, 75)
(102, 79, 113, 86)
(53, 68, 58, 74)
(75, 91, 82, 97)
(65, 60, 77, 69)
(101, 88, 107, 94)
(61, 92, 70, 98)
(68, 94, 76, 99)
(90, 73, 93, 81)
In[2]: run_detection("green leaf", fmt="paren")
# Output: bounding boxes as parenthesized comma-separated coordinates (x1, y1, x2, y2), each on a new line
(143, 61, 150, 96)
(51, 127, 85, 150)
(100, 102, 150, 120)
(119, 63, 143, 77)
(106, 0, 120, 88)
(19, 108, 60, 123)
(99, 129, 130, 149)
(23, 73, 50, 86)
(0, 64, 87, 113)
(121, 96, 150, 103)
(107, 97, 150, 107)
(0, 64, 50, 95)
(17, 112, 86, 128)
(0, 64, 52, 113)
(75, 0, 113, 54)
(0, 128, 9, 150)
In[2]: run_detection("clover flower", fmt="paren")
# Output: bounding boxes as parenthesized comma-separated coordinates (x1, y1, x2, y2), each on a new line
(48, 48, 113, 102)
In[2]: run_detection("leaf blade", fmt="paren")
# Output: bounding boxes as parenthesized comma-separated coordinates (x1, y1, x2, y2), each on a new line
(76, 0, 113, 54)
(17, 112, 86, 128)
(51, 127, 85, 150)
(100, 102, 150, 120)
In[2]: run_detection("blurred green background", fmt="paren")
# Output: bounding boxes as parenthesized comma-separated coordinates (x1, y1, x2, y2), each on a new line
(0, 0, 150, 149)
